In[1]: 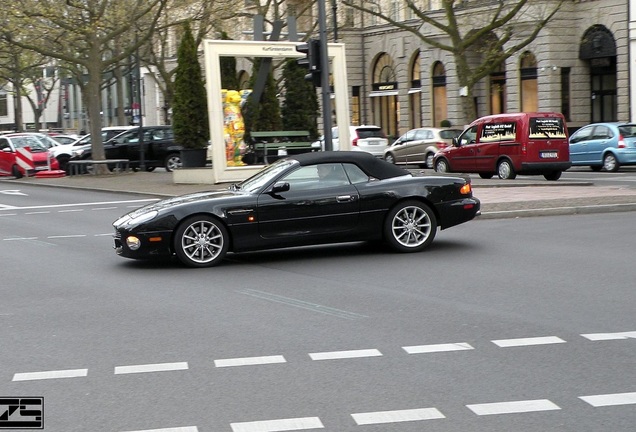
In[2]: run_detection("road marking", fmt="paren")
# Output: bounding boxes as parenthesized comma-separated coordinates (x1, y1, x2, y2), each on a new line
(309, 349, 382, 361)
(581, 331, 636, 341)
(492, 336, 566, 347)
(92, 207, 119, 211)
(579, 392, 636, 407)
(0, 190, 27, 195)
(3, 237, 38, 241)
(121, 427, 198, 432)
(215, 355, 286, 368)
(230, 417, 323, 431)
(47, 234, 87, 239)
(403, 342, 474, 354)
(95, 233, 113, 237)
(58, 209, 84, 213)
(114, 362, 188, 375)
(351, 407, 445, 425)
(0, 198, 157, 211)
(0, 212, 17, 216)
(24, 211, 50, 215)
(13, 368, 88, 381)
(466, 399, 561, 415)
(237, 289, 367, 320)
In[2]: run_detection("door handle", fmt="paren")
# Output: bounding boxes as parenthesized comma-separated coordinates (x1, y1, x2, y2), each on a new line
(336, 195, 356, 202)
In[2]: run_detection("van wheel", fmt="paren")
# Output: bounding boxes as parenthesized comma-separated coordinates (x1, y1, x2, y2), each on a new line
(479, 173, 494, 179)
(11, 164, 23, 179)
(603, 153, 619, 172)
(497, 160, 516, 180)
(435, 159, 450, 173)
(544, 171, 562, 181)
(384, 153, 396, 164)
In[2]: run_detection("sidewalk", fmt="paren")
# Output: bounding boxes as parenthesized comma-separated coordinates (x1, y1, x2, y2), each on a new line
(3, 169, 636, 219)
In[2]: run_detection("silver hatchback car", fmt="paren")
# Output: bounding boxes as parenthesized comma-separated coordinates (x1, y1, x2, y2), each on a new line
(384, 127, 462, 168)
(328, 125, 389, 157)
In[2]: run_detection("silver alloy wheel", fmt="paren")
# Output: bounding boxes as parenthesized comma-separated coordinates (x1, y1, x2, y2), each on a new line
(497, 160, 516, 179)
(426, 153, 434, 169)
(435, 159, 449, 173)
(180, 219, 225, 265)
(385, 153, 395, 164)
(391, 205, 432, 248)
(165, 154, 182, 172)
(603, 153, 618, 172)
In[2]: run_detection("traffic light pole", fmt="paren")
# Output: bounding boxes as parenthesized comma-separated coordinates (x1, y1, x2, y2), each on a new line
(317, 0, 333, 151)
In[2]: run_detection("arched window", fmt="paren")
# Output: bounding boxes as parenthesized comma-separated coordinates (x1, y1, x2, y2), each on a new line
(432, 62, 448, 127)
(520, 52, 538, 112)
(409, 52, 422, 129)
(490, 62, 506, 115)
(371, 53, 398, 139)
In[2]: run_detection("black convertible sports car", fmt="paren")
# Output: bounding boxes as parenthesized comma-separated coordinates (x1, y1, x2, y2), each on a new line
(113, 151, 480, 267)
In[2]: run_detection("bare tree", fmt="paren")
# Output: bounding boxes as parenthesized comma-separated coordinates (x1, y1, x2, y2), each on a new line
(2, 0, 167, 173)
(342, 0, 563, 123)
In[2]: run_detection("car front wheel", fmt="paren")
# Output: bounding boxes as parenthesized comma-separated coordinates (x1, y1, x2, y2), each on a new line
(497, 159, 516, 179)
(174, 215, 229, 268)
(165, 153, 182, 172)
(384, 153, 396, 164)
(435, 159, 450, 173)
(384, 201, 437, 253)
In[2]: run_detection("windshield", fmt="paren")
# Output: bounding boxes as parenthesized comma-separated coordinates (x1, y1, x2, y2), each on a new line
(237, 159, 297, 193)
(12, 136, 47, 151)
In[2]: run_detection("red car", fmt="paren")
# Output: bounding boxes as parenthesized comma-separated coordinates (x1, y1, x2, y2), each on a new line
(0, 133, 60, 178)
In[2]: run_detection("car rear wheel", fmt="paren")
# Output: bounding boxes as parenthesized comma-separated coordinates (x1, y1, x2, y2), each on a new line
(165, 153, 182, 172)
(497, 159, 516, 179)
(425, 152, 435, 169)
(174, 215, 229, 268)
(544, 171, 562, 181)
(603, 153, 620, 172)
(384, 153, 396, 164)
(435, 158, 450, 173)
(11, 164, 23, 179)
(384, 201, 437, 253)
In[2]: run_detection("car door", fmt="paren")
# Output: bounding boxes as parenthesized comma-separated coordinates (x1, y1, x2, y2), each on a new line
(447, 125, 478, 172)
(0, 137, 13, 175)
(587, 125, 613, 164)
(568, 126, 592, 164)
(256, 163, 360, 240)
(475, 121, 517, 172)
(408, 129, 433, 164)
(393, 130, 416, 163)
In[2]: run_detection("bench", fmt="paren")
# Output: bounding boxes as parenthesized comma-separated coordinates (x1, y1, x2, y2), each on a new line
(67, 159, 130, 176)
(250, 131, 319, 164)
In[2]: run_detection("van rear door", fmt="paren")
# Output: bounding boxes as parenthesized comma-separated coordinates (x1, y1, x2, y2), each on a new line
(526, 115, 569, 163)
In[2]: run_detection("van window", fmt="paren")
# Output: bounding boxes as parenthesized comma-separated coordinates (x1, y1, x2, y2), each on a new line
(528, 117, 566, 139)
(458, 125, 478, 145)
(480, 122, 516, 142)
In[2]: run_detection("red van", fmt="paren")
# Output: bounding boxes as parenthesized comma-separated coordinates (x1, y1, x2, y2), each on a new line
(433, 112, 571, 180)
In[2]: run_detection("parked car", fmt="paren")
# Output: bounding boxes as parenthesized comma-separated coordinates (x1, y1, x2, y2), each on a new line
(54, 126, 134, 170)
(318, 125, 389, 157)
(72, 126, 183, 172)
(384, 127, 462, 168)
(0, 134, 60, 178)
(568, 122, 636, 172)
(434, 112, 571, 180)
(50, 134, 80, 145)
(113, 151, 481, 268)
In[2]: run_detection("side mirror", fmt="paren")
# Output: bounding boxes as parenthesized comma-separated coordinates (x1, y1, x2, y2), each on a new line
(269, 181, 290, 194)
(452, 137, 459, 146)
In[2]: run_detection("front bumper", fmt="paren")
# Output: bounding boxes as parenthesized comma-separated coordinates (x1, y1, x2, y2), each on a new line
(114, 229, 174, 259)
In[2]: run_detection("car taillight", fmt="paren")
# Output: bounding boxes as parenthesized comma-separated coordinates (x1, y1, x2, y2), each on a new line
(618, 135, 626, 148)
(352, 137, 358, 146)
(436, 141, 447, 149)
(460, 183, 472, 195)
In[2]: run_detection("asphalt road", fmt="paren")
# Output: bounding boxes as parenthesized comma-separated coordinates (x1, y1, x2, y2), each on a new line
(1, 185, 634, 431)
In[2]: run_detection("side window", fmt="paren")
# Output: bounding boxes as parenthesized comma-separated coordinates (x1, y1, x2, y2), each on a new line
(570, 126, 592, 143)
(592, 125, 611, 140)
(480, 122, 516, 143)
(0, 138, 10, 151)
(458, 125, 478, 145)
(280, 163, 350, 190)
(343, 163, 369, 184)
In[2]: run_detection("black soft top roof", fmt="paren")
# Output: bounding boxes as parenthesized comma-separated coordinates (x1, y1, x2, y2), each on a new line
(289, 151, 409, 180)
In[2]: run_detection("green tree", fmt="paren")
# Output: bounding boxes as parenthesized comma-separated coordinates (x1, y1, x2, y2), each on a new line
(282, 59, 318, 139)
(243, 58, 282, 140)
(219, 32, 239, 90)
(172, 21, 209, 150)
(342, 0, 563, 123)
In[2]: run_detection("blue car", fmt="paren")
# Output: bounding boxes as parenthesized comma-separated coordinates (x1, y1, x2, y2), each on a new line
(569, 122, 636, 172)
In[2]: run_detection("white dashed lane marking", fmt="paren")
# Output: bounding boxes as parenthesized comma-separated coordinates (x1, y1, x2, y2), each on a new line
(13, 368, 88, 381)
(121, 427, 198, 432)
(579, 392, 636, 407)
(309, 348, 382, 361)
(114, 362, 189, 375)
(351, 407, 445, 425)
(214, 355, 286, 368)
(230, 417, 324, 432)
(466, 399, 561, 415)
(403, 342, 474, 354)
(581, 331, 636, 340)
(492, 336, 566, 347)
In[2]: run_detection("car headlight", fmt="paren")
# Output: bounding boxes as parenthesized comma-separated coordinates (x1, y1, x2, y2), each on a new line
(114, 210, 158, 228)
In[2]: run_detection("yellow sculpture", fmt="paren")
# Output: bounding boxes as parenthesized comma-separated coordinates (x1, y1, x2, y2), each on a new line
(223, 89, 250, 166)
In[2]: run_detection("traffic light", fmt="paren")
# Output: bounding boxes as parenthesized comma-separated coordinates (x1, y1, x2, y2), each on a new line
(295, 38, 322, 87)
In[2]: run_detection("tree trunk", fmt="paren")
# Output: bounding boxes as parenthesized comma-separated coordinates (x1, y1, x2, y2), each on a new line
(85, 49, 109, 175)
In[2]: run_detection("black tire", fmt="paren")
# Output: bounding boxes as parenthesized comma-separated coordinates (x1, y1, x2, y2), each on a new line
(145, 166, 156, 172)
(57, 155, 70, 171)
(425, 152, 435, 169)
(544, 171, 562, 181)
(603, 153, 620, 172)
(384, 153, 396, 164)
(384, 201, 437, 253)
(479, 173, 494, 179)
(11, 164, 23, 179)
(165, 153, 182, 172)
(590, 165, 602, 172)
(435, 158, 450, 173)
(497, 159, 516, 179)
(173, 215, 229, 268)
